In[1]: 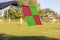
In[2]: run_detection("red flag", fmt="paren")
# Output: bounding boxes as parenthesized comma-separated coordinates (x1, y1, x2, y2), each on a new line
(22, 5, 42, 26)
(22, 5, 32, 16)
(33, 15, 42, 25)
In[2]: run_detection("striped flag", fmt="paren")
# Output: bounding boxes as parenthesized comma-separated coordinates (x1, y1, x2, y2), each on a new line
(0, 1, 21, 9)
(22, 5, 42, 26)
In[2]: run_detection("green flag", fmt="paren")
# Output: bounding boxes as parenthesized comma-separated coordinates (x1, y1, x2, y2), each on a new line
(25, 16, 36, 26)
(30, 5, 39, 15)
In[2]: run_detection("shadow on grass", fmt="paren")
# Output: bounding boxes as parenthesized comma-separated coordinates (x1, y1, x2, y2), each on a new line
(53, 28, 60, 30)
(0, 33, 60, 40)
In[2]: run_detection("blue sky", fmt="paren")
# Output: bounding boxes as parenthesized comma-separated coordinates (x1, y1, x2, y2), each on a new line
(38, 0, 60, 13)
(0, 0, 60, 13)
(0, 0, 12, 3)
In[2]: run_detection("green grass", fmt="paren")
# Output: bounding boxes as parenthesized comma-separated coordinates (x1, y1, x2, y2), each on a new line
(0, 22, 60, 39)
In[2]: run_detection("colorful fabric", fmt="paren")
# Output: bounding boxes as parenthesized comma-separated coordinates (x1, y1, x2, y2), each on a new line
(22, 5, 42, 26)
(30, 5, 39, 15)
(25, 16, 36, 26)
(22, 5, 32, 16)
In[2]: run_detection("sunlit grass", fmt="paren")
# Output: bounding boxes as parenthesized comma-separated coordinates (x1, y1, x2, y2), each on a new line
(0, 22, 60, 39)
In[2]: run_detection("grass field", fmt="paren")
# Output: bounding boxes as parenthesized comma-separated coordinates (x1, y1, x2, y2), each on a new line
(0, 22, 60, 40)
